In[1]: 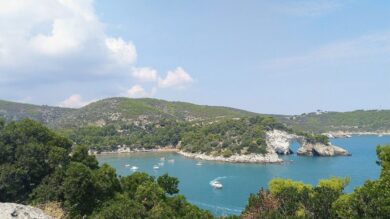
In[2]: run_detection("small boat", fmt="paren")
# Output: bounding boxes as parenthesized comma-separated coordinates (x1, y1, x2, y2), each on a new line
(153, 165, 160, 170)
(125, 164, 130, 167)
(158, 162, 164, 166)
(130, 166, 139, 171)
(379, 134, 383, 137)
(211, 180, 223, 189)
(168, 159, 175, 163)
(160, 157, 165, 161)
(196, 162, 203, 166)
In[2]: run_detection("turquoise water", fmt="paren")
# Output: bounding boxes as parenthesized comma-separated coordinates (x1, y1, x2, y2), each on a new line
(98, 135, 390, 216)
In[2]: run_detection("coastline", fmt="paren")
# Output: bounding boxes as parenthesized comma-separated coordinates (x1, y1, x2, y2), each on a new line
(91, 146, 283, 163)
(324, 131, 390, 138)
(91, 147, 179, 156)
(177, 151, 283, 163)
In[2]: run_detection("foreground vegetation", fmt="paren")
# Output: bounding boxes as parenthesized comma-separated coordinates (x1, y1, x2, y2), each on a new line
(0, 119, 212, 218)
(240, 145, 390, 218)
(1, 119, 389, 218)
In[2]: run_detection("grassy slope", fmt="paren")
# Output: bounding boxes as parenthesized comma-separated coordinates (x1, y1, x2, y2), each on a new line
(1, 98, 390, 133)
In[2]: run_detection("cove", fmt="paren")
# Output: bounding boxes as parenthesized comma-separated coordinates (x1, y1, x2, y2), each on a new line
(97, 135, 390, 216)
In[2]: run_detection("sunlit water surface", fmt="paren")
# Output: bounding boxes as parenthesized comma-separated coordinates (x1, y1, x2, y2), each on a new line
(98, 135, 390, 216)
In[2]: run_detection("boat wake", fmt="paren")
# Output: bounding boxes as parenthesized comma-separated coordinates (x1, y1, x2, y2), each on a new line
(209, 176, 227, 185)
(188, 200, 243, 216)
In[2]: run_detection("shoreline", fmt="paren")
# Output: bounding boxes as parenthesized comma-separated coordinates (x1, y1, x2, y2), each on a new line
(91, 147, 283, 163)
(91, 147, 179, 156)
(177, 151, 283, 163)
(324, 131, 390, 138)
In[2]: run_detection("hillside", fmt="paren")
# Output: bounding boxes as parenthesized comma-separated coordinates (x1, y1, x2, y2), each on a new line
(0, 99, 75, 125)
(1, 98, 390, 133)
(0, 98, 257, 128)
(279, 110, 390, 134)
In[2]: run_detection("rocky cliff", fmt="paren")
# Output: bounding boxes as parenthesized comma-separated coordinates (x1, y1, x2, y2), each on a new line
(297, 143, 350, 156)
(0, 203, 53, 219)
(266, 130, 350, 157)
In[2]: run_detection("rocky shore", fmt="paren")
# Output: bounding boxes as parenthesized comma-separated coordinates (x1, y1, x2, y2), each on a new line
(297, 143, 351, 156)
(90, 146, 178, 155)
(266, 130, 297, 155)
(324, 131, 390, 138)
(91, 129, 351, 163)
(0, 203, 53, 219)
(178, 151, 283, 163)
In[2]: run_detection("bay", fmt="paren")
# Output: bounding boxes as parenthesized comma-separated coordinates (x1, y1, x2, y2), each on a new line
(97, 135, 390, 216)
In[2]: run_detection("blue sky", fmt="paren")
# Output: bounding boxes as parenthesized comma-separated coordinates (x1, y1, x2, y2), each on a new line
(0, 0, 389, 114)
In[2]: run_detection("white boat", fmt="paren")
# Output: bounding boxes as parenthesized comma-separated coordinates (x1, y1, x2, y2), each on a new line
(160, 157, 165, 161)
(379, 134, 384, 137)
(130, 166, 139, 171)
(153, 165, 160, 170)
(125, 164, 130, 167)
(210, 180, 223, 189)
(196, 162, 203, 166)
(158, 162, 164, 166)
(168, 159, 175, 163)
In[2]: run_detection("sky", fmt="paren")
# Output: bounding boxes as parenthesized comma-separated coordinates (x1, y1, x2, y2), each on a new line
(0, 0, 389, 115)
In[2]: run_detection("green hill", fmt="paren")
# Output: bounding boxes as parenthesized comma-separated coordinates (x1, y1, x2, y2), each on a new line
(278, 110, 390, 133)
(0, 97, 257, 128)
(1, 98, 390, 133)
(0, 99, 75, 125)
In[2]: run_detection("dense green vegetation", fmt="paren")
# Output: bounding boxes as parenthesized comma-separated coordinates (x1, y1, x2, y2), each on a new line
(2, 97, 390, 134)
(0, 119, 213, 218)
(0, 98, 256, 129)
(59, 116, 330, 157)
(180, 116, 287, 156)
(241, 145, 390, 218)
(280, 110, 390, 133)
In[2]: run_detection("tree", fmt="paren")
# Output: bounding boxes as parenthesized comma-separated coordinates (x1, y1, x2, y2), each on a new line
(157, 173, 179, 195)
(0, 164, 28, 202)
(63, 162, 96, 217)
(91, 195, 146, 219)
(135, 181, 166, 210)
(331, 145, 390, 218)
(71, 145, 99, 169)
(242, 188, 280, 218)
(93, 164, 121, 204)
(0, 119, 71, 202)
(120, 172, 154, 198)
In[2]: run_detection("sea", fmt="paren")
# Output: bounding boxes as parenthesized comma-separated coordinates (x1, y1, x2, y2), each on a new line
(97, 135, 390, 216)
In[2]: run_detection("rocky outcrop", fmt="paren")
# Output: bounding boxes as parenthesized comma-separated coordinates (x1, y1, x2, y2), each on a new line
(0, 203, 53, 219)
(266, 130, 296, 155)
(297, 142, 350, 156)
(178, 151, 283, 163)
(266, 130, 351, 157)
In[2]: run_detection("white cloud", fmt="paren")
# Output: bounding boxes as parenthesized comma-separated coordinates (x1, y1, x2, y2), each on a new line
(132, 67, 158, 82)
(0, 0, 194, 103)
(0, 0, 136, 78)
(59, 94, 91, 108)
(105, 37, 137, 65)
(158, 67, 194, 88)
(126, 85, 151, 98)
